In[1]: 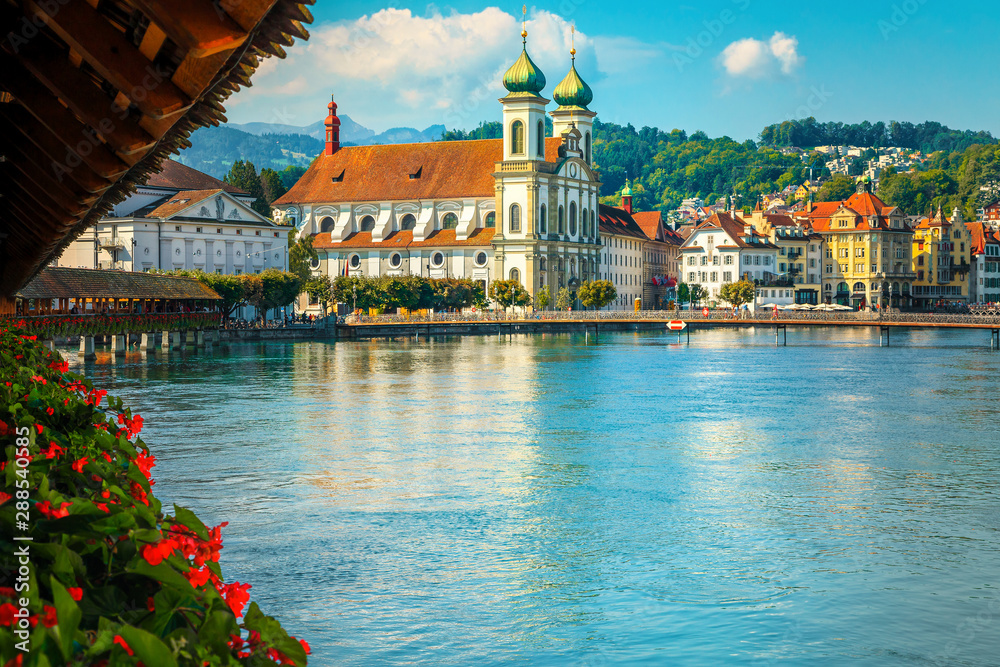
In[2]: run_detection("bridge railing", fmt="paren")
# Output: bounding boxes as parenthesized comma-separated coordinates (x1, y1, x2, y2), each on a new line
(345, 310, 1000, 325)
(2, 312, 221, 338)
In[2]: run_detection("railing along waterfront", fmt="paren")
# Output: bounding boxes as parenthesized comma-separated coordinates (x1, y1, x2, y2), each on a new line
(345, 309, 1000, 326)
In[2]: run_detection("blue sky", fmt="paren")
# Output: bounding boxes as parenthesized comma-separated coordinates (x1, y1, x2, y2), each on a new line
(226, 1, 1000, 141)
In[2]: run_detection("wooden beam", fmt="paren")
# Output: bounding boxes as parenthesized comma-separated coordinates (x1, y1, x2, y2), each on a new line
(218, 0, 279, 31)
(2, 168, 84, 222)
(17, 44, 157, 156)
(0, 105, 113, 195)
(0, 54, 130, 180)
(128, 0, 248, 58)
(25, 0, 192, 120)
(0, 139, 100, 209)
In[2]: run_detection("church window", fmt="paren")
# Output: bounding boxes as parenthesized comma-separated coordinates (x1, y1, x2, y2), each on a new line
(558, 205, 565, 234)
(389, 253, 402, 269)
(511, 120, 525, 155)
(484, 212, 495, 228)
(591, 210, 597, 239)
(349, 254, 361, 269)
(510, 267, 521, 284)
(582, 208, 588, 237)
(400, 214, 416, 231)
(569, 202, 577, 236)
(509, 204, 521, 232)
(475, 251, 488, 267)
(431, 252, 445, 268)
(320, 216, 336, 233)
(585, 132, 591, 163)
(442, 212, 458, 230)
(539, 205, 547, 234)
(537, 120, 545, 157)
(359, 215, 375, 232)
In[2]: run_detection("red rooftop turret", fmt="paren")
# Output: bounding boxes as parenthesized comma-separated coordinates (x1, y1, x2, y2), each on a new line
(324, 94, 341, 155)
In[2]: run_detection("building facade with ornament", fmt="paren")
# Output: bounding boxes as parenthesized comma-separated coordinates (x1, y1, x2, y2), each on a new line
(273, 28, 606, 307)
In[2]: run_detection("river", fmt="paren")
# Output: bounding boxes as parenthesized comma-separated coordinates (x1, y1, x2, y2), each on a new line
(68, 327, 1000, 666)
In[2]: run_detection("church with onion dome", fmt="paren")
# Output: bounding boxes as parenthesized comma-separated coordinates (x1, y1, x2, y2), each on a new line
(273, 20, 605, 307)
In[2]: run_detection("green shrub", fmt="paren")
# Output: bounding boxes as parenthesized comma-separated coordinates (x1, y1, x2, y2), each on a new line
(0, 327, 308, 665)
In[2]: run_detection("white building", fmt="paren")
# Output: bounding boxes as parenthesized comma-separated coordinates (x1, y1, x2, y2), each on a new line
(678, 212, 780, 308)
(273, 27, 603, 308)
(967, 221, 1000, 303)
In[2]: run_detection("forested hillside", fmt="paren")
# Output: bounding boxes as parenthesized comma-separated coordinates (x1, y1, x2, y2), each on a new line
(760, 118, 996, 153)
(174, 126, 323, 178)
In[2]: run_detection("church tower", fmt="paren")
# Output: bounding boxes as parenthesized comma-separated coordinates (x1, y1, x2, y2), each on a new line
(500, 7, 548, 162)
(324, 94, 341, 156)
(550, 26, 596, 165)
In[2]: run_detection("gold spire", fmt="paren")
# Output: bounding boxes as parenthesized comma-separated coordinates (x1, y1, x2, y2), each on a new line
(570, 24, 576, 59)
(521, 5, 527, 42)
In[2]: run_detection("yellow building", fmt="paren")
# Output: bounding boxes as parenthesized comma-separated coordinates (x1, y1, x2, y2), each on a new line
(745, 204, 824, 304)
(910, 207, 970, 308)
(798, 180, 915, 308)
(794, 180, 822, 202)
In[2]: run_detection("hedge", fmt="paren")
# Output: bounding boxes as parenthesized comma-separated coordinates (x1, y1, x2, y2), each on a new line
(0, 325, 309, 665)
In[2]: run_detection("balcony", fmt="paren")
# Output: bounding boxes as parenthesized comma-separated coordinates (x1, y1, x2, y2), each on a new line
(97, 237, 125, 250)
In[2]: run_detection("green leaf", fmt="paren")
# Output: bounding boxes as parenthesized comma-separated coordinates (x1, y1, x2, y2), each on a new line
(172, 505, 209, 541)
(49, 576, 83, 661)
(129, 561, 196, 594)
(117, 624, 178, 667)
(197, 609, 238, 656)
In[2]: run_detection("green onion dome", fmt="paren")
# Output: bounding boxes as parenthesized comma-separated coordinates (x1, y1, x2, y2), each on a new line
(553, 58, 593, 109)
(503, 37, 546, 95)
(622, 179, 632, 197)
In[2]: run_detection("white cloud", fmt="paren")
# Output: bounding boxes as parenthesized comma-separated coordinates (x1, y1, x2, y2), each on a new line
(227, 7, 611, 132)
(719, 32, 803, 79)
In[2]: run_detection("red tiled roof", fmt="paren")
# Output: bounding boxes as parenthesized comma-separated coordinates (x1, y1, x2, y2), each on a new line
(801, 191, 904, 233)
(16, 267, 220, 300)
(312, 227, 496, 250)
(146, 160, 247, 195)
(145, 190, 226, 219)
(697, 212, 778, 249)
(598, 204, 649, 240)
(631, 211, 662, 239)
(966, 221, 1000, 255)
(275, 138, 566, 206)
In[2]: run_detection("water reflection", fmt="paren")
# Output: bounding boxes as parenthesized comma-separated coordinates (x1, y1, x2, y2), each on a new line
(67, 328, 1000, 666)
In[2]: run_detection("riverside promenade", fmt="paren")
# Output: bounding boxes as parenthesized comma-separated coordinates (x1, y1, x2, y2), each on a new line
(337, 308, 1000, 347)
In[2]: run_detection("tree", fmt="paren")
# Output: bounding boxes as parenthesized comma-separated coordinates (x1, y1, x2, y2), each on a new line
(555, 287, 573, 311)
(578, 280, 617, 310)
(677, 282, 690, 307)
(223, 160, 269, 217)
(689, 284, 708, 307)
(183, 271, 245, 321)
(489, 279, 531, 310)
(279, 165, 308, 190)
(534, 285, 551, 310)
(305, 276, 333, 314)
(816, 174, 856, 202)
(253, 269, 301, 317)
(287, 230, 317, 283)
(259, 167, 287, 209)
(719, 279, 756, 307)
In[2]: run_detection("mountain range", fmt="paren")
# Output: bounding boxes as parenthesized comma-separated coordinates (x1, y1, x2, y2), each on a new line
(174, 115, 446, 178)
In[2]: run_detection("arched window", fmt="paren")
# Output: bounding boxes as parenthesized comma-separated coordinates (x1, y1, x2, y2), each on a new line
(509, 203, 521, 232)
(510, 267, 521, 284)
(569, 202, 577, 236)
(539, 204, 547, 234)
(540, 257, 547, 271)
(442, 212, 458, 230)
(484, 212, 495, 228)
(585, 132, 591, 163)
(511, 120, 524, 155)
(581, 208, 588, 237)
(591, 210, 597, 239)
(837, 282, 849, 293)
(320, 216, 335, 233)
(537, 120, 545, 157)
(400, 213, 416, 231)
(285, 209, 298, 226)
(853, 282, 865, 293)
(892, 281, 900, 294)
(359, 215, 375, 232)
(558, 205, 565, 234)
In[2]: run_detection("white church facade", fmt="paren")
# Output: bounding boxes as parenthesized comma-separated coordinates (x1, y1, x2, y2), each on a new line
(274, 25, 607, 302)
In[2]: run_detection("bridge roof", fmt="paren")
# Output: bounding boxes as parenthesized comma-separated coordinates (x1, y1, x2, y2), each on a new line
(16, 268, 220, 301)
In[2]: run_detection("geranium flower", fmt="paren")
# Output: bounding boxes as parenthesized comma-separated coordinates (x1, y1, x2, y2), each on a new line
(36, 501, 72, 519)
(0, 603, 16, 626)
(113, 635, 133, 656)
(217, 581, 251, 618)
(0, 492, 10, 506)
(140, 538, 178, 566)
(71, 458, 89, 473)
(67, 587, 83, 602)
(135, 451, 155, 482)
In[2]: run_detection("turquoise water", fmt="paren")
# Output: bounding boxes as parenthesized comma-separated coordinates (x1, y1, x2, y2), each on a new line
(70, 328, 1000, 666)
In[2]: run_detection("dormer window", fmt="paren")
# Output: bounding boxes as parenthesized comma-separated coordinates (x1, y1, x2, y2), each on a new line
(331, 170, 345, 183)
(409, 167, 422, 180)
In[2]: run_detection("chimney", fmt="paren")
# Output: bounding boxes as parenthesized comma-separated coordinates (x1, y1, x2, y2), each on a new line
(324, 94, 341, 155)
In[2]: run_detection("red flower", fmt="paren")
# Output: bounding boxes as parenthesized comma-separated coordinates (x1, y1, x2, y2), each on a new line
(34, 424, 43, 435)
(217, 581, 252, 618)
(299, 638, 311, 655)
(0, 588, 16, 599)
(0, 492, 10, 506)
(0, 603, 16, 626)
(48, 360, 69, 374)
(141, 539, 178, 566)
(40, 605, 58, 628)
(130, 481, 149, 506)
(67, 587, 83, 601)
(94, 503, 109, 513)
(71, 458, 88, 473)
(36, 501, 72, 519)
(113, 635, 133, 656)
(147, 597, 155, 612)
(184, 566, 212, 588)
(45, 407, 54, 416)
(135, 451, 156, 482)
